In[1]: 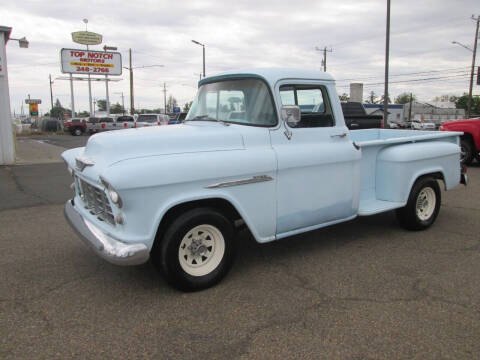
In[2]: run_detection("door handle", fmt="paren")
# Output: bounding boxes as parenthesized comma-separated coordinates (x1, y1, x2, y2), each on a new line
(331, 132, 347, 138)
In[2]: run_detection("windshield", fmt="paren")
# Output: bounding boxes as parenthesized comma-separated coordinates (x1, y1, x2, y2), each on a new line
(138, 114, 158, 123)
(186, 78, 277, 126)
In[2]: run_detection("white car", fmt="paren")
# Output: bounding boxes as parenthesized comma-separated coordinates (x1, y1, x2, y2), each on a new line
(411, 120, 436, 131)
(136, 114, 170, 128)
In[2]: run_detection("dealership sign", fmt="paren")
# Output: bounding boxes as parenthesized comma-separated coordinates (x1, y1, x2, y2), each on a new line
(60, 48, 122, 75)
(71, 31, 102, 45)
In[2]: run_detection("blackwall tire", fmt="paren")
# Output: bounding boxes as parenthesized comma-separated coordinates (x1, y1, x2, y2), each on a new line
(153, 207, 236, 291)
(460, 139, 474, 165)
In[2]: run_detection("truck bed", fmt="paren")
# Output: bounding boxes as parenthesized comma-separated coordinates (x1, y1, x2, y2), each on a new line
(350, 129, 461, 216)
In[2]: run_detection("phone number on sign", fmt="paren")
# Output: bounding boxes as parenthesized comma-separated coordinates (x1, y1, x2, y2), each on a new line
(76, 66, 110, 73)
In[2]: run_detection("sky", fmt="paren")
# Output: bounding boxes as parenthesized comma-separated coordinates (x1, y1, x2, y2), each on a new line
(1, 0, 479, 115)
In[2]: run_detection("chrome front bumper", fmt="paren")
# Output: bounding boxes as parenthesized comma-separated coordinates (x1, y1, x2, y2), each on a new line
(64, 200, 149, 265)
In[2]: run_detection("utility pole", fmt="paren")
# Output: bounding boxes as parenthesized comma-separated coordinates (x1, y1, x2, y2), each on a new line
(408, 92, 413, 123)
(315, 46, 332, 72)
(383, 0, 391, 129)
(467, 15, 479, 119)
(129, 48, 134, 115)
(115, 92, 125, 114)
(48, 74, 54, 115)
(163, 82, 167, 114)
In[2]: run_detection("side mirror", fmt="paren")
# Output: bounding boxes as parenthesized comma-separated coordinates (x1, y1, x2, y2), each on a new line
(281, 105, 301, 127)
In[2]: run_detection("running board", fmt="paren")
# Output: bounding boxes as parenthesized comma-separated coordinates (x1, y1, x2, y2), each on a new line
(358, 199, 406, 216)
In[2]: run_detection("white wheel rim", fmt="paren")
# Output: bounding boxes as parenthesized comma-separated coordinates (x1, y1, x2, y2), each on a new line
(178, 224, 225, 277)
(416, 187, 436, 221)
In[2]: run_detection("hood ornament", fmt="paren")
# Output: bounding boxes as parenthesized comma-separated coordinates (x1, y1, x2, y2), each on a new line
(75, 156, 95, 172)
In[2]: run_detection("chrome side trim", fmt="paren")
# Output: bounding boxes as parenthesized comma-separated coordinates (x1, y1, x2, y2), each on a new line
(205, 175, 274, 189)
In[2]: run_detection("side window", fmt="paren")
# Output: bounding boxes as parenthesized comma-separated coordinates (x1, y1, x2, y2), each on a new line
(279, 85, 334, 128)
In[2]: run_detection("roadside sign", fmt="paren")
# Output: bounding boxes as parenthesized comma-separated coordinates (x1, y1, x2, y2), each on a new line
(173, 106, 181, 114)
(29, 103, 38, 116)
(25, 99, 42, 104)
(60, 48, 122, 76)
(71, 31, 102, 45)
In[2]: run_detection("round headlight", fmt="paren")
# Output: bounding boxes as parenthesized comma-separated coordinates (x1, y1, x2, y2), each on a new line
(109, 189, 119, 204)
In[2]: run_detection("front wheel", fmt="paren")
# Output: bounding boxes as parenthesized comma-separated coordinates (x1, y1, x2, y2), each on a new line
(460, 139, 474, 165)
(153, 208, 236, 291)
(396, 177, 441, 231)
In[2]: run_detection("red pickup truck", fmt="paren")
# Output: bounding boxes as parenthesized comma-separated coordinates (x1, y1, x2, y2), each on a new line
(440, 118, 480, 165)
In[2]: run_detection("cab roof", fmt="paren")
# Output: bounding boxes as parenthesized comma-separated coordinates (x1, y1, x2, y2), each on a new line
(198, 68, 335, 87)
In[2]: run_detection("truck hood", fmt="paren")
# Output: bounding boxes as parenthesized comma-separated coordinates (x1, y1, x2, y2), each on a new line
(442, 118, 480, 127)
(78, 122, 245, 168)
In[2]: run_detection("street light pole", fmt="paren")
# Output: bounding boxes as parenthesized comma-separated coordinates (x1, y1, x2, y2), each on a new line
(49, 74, 54, 115)
(467, 15, 479, 118)
(192, 40, 206, 77)
(129, 48, 134, 115)
(383, 0, 391, 129)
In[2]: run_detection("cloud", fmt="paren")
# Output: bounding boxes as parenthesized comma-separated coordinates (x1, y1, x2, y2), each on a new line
(1, 0, 479, 115)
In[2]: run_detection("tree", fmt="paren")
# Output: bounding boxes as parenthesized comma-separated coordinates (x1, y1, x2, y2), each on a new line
(110, 102, 125, 114)
(395, 92, 416, 104)
(97, 99, 107, 112)
(378, 94, 392, 104)
(183, 101, 193, 112)
(166, 95, 178, 113)
(365, 91, 377, 104)
(78, 111, 90, 117)
(455, 93, 480, 115)
(49, 98, 68, 119)
(339, 93, 349, 101)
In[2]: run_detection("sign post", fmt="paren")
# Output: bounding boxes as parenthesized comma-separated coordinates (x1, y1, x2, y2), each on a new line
(0, 26, 15, 165)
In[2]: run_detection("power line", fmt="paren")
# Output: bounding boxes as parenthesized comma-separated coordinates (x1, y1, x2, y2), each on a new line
(336, 67, 470, 83)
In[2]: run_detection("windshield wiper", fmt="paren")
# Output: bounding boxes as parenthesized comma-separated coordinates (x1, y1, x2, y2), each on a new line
(185, 115, 230, 125)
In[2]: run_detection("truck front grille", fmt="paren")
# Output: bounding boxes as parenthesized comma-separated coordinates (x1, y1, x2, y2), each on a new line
(77, 178, 115, 225)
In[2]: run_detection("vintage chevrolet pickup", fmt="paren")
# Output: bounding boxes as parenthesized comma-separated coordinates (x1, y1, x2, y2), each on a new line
(62, 68, 467, 291)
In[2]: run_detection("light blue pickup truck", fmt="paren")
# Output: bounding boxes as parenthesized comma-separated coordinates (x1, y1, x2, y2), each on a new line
(62, 68, 467, 291)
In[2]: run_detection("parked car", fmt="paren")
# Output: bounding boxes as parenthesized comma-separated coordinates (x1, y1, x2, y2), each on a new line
(62, 68, 466, 292)
(411, 120, 436, 131)
(169, 112, 187, 124)
(114, 115, 136, 129)
(65, 118, 87, 136)
(136, 114, 170, 127)
(340, 102, 383, 129)
(440, 117, 480, 165)
(88, 116, 116, 134)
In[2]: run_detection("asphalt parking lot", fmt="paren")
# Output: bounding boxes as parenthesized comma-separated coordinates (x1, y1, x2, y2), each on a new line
(1, 136, 479, 359)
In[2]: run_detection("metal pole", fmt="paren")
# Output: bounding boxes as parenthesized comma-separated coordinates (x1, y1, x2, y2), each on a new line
(202, 45, 205, 78)
(323, 47, 327, 72)
(164, 82, 167, 114)
(129, 48, 134, 114)
(467, 15, 479, 119)
(69, 73, 75, 118)
(121, 92, 125, 114)
(87, 45, 93, 116)
(408, 92, 413, 123)
(105, 75, 110, 114)
(49, 74, 54, 115)
(383, 0, 391, 129)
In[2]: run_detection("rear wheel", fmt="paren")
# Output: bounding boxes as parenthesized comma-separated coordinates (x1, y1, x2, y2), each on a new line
(396, 177, 441, 231)
(72, 128, 82, 136)
(460, 139, 474, 165)
(153, 208, 236, 291)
